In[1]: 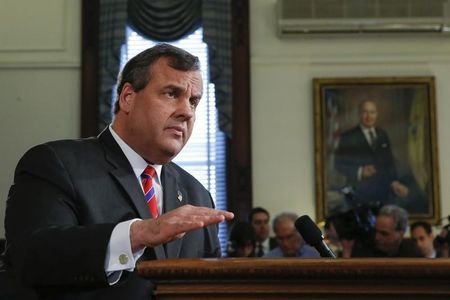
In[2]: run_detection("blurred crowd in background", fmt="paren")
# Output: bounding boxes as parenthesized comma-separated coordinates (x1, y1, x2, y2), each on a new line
(226, 204, 450, 259)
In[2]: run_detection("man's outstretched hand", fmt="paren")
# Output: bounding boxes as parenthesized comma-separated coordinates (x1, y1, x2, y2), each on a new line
(130, 205, 234, 252)
(391, 180, 409, 198)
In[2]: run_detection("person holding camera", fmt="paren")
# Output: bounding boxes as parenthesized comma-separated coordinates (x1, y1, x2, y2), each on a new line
(351, 205, 422, 257)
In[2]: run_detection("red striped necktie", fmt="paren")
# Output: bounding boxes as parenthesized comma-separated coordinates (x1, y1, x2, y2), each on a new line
(141, 166, 159, 218)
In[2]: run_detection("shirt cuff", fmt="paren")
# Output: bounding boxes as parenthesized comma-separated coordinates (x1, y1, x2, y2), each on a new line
(104, 219, 146, 285)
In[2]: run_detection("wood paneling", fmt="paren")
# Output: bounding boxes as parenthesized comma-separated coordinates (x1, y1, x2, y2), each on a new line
(138, 258, 450, 299)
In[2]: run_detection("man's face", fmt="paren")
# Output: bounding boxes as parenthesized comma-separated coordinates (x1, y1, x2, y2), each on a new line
(274, 220, 303, 257)
(117, 57, 203, 164)
(359, 101, 378, 128)
(251, 212, 270, 242)
(411, 226, 435, 257)
(374, 215, 404, 255)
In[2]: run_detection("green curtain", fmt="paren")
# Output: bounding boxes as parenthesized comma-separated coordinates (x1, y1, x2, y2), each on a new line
(98, 0, 232, 137)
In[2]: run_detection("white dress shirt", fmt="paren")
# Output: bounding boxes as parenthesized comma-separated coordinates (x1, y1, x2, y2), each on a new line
(261, 238, 270, 254)
(104, 126, 163, 284)
(361, 125, 377, 147)
(357, 126, 377, 181)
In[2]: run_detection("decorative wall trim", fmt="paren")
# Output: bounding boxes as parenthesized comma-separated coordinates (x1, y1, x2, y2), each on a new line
(251, 54, 450, 65)
(0, 0, 80, 67)
(0, 62, 80, 69)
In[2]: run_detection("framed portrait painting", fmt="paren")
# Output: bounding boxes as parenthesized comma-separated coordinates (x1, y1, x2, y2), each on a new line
(313, 77, 440, 224)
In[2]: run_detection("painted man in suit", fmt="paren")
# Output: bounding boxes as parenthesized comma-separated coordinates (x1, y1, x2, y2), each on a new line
(335, 100, 409, 207)
(4, 44, 234, 300)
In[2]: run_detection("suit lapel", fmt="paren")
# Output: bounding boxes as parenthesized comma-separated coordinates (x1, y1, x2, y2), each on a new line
(162, 164, 187, 258)
(99, 129, 151, 219)
(99, 128, 166, 259)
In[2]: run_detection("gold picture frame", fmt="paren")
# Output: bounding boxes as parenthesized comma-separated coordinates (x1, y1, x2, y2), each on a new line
(313, 77, 440, 224)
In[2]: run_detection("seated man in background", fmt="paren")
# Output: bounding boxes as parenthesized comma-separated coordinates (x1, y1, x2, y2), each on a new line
(410, 221, 437, 258)
(248, 207, 277, 257)
(265, 212, 319, 258)
(352, 205, 422, 257)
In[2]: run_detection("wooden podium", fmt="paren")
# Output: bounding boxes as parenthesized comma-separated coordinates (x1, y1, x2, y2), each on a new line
(138, 258, 450, 299)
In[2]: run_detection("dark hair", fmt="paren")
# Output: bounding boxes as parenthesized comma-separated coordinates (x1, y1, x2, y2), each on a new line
(248, 207, 270, 223)
(411, 220, 433, 235)
(113, 43, 200, 114)
(227, 222, 256, 257)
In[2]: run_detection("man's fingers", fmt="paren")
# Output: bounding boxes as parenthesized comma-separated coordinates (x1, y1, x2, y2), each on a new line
(176, 211, 228, 228)
(184, 205, 234, 218)
(175, 205, 234, 224)
(131, 205, 234, 249)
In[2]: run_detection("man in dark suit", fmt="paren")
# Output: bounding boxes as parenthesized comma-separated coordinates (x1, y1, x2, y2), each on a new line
(351, 205, 422, 257)
(335, 100, 409, 207)
(248, 207, 277, 256)
(4, 44, 233, 300)
(410, 220, 437, 258)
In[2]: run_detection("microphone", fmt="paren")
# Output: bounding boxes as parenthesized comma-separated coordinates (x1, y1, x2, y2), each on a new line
(295, 215, 337, 258)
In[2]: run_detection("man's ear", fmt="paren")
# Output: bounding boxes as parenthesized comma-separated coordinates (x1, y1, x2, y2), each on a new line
(118, 83, 135, 113)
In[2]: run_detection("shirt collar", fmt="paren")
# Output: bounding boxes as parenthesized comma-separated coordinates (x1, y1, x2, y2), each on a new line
(429, 249, 437, 258)
(109, 125, 162, 183)
(261, 238, 270, 250)
(360, 125, 375, 133)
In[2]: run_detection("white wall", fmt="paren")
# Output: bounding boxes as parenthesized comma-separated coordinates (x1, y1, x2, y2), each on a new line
(250, 0, 450, 222)
(0, 0, 81, 238)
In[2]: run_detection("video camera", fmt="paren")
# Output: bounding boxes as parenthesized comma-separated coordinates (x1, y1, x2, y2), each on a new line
(326, 203, 380, 243)
(326, 186, 380, 243)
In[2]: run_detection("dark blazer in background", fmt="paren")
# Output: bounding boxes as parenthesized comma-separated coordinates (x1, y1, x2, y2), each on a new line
(335, 126, 398, 207)
(269, 237, 278, 250)
(5, 128, 220, 300)
(351, 238, 423, 258)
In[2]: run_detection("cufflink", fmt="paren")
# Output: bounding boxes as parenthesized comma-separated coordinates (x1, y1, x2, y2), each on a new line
(119, 254, 129, 265)
(177, 190, 183, 202)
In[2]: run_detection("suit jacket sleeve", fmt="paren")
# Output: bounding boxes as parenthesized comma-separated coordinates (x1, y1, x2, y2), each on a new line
(375, 128, 398, 181)
(5, 143, 114, 288)
(162, 163, 222, 259)
(335, 129, 361, 182)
